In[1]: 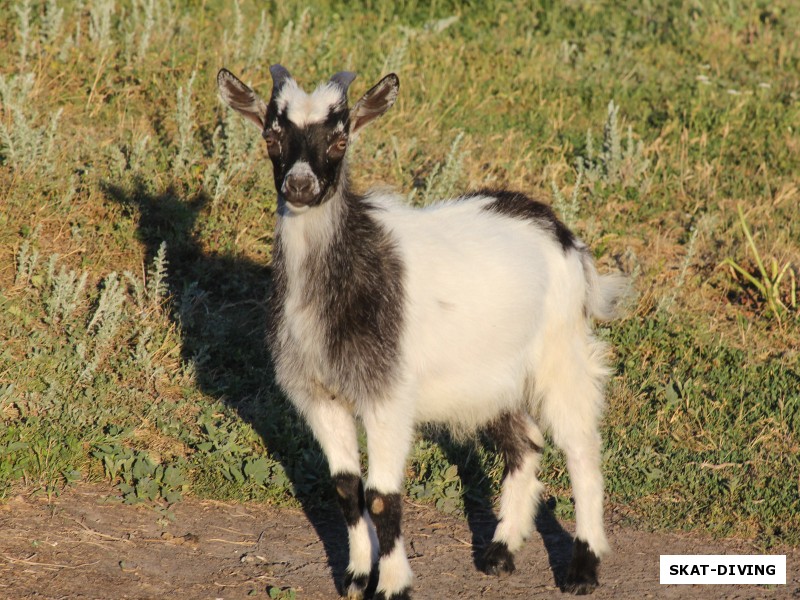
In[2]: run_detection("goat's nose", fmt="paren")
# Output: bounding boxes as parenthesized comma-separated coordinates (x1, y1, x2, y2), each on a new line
(283, 174, 318, 205)
(285, 175, 313, 194)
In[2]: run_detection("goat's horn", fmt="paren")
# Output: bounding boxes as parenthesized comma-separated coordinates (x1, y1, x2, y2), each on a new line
(330, 71, 357, 94)
(269, 64, 293, 92)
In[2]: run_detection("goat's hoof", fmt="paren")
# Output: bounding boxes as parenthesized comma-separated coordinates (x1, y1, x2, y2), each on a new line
(563, 579, 598, 595)
(482, 541, 516, 575)
(563, 538, 600, 595)
(373, 588, 412, 600)
(343, 571, 370, 599)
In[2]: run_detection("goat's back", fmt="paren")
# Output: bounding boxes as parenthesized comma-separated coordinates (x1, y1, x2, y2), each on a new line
(369, 192, 591, 430)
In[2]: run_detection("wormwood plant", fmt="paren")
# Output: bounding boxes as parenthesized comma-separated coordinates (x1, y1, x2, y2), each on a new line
(550, 166, 584, 229)
(45, 256, 89, 325)
(14, 0, 33, 67)
(657, 214, 715, 316)
(89, 0, 116, 54)
(173, 71, 197, 178)
(722, 205, 797, 323)
(0, 73, 62, 172)
(582, 100, 650, 191)
(205, 99, 264, 205)
(411, 131, 466, 206)
(14, 224, 41, 285)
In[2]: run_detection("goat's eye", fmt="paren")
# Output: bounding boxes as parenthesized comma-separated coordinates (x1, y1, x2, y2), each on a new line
(263, 131, 280, 155)
(329, 137, 347, 157)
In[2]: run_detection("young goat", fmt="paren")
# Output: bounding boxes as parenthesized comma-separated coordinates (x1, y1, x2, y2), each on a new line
(217, 65, 626, 599)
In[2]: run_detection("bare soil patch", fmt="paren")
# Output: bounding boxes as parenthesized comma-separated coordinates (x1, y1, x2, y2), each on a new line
(0, 484, 796, 599)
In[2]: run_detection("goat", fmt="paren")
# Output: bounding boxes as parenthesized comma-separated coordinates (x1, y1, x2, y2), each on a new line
(217, 65, 626, 599)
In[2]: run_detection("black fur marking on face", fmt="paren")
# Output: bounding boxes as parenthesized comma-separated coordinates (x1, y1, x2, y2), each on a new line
(486, 411, 543, 477)
(332, 472, 365, 528)
(264, 100, 351, 208)
(466, 189, 576, 251)
(365, 489, 403, 557)
(564, 538, 600, 595)
(482, 540, 516, 575)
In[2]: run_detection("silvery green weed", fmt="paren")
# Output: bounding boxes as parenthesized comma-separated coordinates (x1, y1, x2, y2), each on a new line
(14, 225, 41, 286)
(45, 256, 89, 325)
(88, 0, 116, 54)
(582, 100, 650, 192)
(172, 71, 197, 178)
(550, 165, 584, 230)
(412, 131, 466, 206)
(0, 74, 62, 173)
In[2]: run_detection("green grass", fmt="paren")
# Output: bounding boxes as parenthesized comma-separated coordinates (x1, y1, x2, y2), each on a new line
(1, 0, 798, 547)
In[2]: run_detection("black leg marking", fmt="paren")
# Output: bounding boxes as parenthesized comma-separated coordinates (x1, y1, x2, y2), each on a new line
(343, 569, 371, 599)
(486, 411, 542, 477)
(332, 472, 365, 527)
(332, 473, 373, 598)
(482, 540, 516, 575)
(365, 489, 402, 557)
(564, 538, 600, 595)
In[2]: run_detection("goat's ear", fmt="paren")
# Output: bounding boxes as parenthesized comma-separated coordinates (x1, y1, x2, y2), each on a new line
(217, 68, 267, 131)
(350, 73, 399, 136)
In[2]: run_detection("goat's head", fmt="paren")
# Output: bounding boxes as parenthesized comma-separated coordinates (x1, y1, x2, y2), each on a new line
(217, 65, 399, 212)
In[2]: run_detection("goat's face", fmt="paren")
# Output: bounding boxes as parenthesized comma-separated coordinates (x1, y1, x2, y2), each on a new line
(217, 65, 399, 213)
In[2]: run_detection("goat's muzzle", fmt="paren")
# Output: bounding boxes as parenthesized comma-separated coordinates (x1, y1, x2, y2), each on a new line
(281, 163, 322, 208)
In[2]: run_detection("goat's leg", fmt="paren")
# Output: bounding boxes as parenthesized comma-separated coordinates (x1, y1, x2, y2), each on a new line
(540, 339, 610, 595)
(558, 427, 607, 594)
(362, 399, 415, 600)
(482, 411, 545, 574)
(304, 399, 375, 599)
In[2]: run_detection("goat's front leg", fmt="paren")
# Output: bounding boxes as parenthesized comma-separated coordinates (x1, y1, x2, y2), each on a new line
(303, 398, 375, 599)
(362, 398, 415, 600)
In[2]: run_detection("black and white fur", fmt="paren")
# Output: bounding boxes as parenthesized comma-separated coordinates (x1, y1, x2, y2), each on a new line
(217, 65, 626, 598)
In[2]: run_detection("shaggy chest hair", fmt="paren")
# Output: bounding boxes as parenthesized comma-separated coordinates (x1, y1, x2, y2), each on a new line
(267, 194, 405, 404)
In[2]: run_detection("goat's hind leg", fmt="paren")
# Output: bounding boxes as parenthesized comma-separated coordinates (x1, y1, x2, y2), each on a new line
(559, 426, 607, 595)
(482, 411, 545, 575)
(304, 399, 375, 599)
(540, 337, 610, 595)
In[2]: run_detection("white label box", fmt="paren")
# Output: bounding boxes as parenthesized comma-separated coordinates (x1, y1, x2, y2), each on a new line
(660, 555, 786, 585)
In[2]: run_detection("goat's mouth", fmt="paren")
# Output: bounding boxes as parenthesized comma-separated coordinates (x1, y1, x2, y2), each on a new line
(282, 189, 324, 210)
(278, 190, 327, 216)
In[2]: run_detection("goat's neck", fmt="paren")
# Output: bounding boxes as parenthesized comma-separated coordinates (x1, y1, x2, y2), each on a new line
(274, 168, 351, 282)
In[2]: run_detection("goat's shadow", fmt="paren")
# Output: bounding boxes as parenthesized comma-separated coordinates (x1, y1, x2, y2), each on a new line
(105, 177, 579, 594)
(436, 433, 577, 589)
(103, 178, 350, 591)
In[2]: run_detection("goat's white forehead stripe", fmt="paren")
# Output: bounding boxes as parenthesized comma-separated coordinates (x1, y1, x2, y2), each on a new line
(286, 160, 316, 179)
(275, 80, 346, 126)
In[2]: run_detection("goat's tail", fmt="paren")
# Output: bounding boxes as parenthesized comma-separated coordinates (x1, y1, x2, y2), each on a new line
(580, 250, 631, 321)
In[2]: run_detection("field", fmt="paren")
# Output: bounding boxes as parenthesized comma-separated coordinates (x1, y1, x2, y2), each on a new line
(1, 0, 799, 594)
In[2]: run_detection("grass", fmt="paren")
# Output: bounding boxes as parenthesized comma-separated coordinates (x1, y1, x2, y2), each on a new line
(0, 0, 798, 549)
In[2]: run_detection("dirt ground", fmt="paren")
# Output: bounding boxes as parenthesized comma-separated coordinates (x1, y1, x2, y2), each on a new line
(0, 484, 797, 600)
